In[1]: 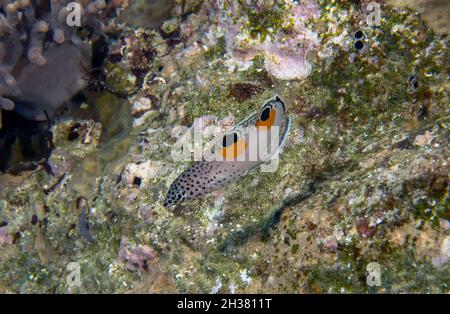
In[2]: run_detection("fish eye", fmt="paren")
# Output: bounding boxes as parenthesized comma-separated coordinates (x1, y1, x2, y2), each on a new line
(222, 132, 239, 147)
(260, 106, 272, 121)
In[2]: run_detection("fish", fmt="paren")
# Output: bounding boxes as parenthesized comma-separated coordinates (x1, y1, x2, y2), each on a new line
(163, 96, 291, 207)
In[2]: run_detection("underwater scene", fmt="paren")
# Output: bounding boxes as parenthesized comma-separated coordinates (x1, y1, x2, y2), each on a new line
(0, 0, 448, 294)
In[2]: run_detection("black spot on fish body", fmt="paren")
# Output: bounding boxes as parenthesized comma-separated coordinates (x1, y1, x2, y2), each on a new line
(164, 96, 290, 207)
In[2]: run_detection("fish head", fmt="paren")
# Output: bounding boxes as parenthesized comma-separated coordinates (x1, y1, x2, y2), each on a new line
(256, 95, 286, 129)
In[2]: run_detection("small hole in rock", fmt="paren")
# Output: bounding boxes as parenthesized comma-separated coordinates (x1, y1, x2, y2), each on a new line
(133, 177, 142, 186)
(354, 40, 364, 50)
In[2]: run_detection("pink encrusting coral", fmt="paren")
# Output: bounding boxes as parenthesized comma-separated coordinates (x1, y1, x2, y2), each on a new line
(0, 0, 125, 121)
(205, 0, 322, 80)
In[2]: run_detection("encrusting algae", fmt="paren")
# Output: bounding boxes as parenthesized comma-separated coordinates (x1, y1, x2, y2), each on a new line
(0, 0, 449, 294)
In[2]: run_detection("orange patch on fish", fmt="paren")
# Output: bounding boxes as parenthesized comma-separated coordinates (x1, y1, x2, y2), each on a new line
(221, 138, 247, 160)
